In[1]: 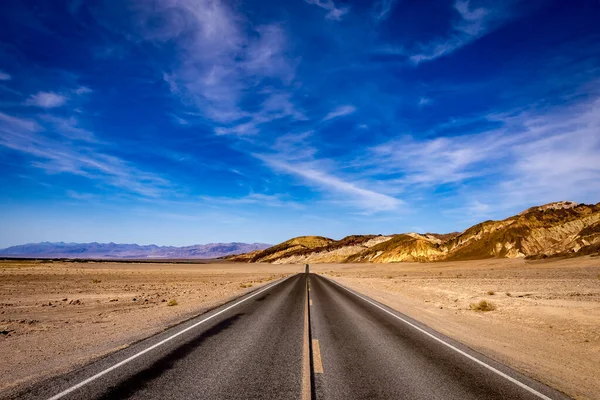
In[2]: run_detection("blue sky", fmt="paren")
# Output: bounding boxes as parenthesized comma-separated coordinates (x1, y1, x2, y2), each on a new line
(0, 0, 599, 247)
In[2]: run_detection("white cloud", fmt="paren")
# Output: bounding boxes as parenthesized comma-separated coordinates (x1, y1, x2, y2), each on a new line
(0, 70, 11, 81)
(368, 93, 600, 209)
(305, 0, 349, 20)
(24, 91, 68, 108)
(498, 100, 600, 205)
(126, 0, 296, 128)
(252, 129, 402, 213)
(410, 0, 507, 64)
(372, 134, 501, 186)
(323, 105, 356, 121)
(255, 153, 402, 212)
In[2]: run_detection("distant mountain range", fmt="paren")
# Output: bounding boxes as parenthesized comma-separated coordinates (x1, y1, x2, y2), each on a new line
(229, 201, 600, 263)
(0, 242, 271, 259)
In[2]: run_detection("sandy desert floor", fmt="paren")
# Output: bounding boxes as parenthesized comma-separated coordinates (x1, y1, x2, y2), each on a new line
(0, 260, 300, 395)
(312, 256, 600, 400)
(1, 258, 599, 400)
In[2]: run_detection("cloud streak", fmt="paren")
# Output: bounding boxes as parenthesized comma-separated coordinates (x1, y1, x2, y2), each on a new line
(123, 0, 296, 128)
(256, 153, 402, 212)
(409, 0, 507, 64)
(24, 91, 68, 108)
(0, 110, 170, 197)
(323, 105, 356, 121)
(200, 193, 304, 209)
(367, 92, 600, 208)
(251, 130, 403, 213)
(305, 0, 349, 21)
(373, 0, 398, 21)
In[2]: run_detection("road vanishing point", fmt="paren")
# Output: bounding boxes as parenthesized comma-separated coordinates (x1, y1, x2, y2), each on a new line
(12, 272, 570, 400)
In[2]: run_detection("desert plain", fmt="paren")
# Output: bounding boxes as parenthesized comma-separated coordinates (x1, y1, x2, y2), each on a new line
(0, 260, 298, 397)
(1, 257, 599, 400)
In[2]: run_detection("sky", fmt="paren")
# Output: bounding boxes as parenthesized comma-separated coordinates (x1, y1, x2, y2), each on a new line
(0, 0, 599, 247)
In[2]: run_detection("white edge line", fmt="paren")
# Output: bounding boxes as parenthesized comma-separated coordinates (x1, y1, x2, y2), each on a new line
(46, 275, 293, 400)
(324, 276, 555, 400)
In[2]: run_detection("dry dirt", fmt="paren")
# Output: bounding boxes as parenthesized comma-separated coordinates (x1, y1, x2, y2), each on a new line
(0, 260, 301, 395)
(2, 258, 599, 400)
(312, 256, 600, 400)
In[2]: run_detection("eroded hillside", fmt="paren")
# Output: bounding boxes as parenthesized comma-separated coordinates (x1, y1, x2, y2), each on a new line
(229, 201, 600, 263)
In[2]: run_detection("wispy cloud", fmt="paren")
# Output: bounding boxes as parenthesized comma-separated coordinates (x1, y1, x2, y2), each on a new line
(170, 114, 189, 126)
(373, 0, 398, 21)
(498, 99, 600, 205)
(0, 111, 170, 197)
(368, 91, 600, 208)
(115, 0, 303, 139)
(443, 200, 493, 224)
(410, 0, 507, 64)
(73, 86, 92, 95)
(255, 153, 402, 212)
(215, 92, 306, 136)
(0, 70, 11, 81)
(418, 97, 431, 107)
(124, 0, 296, 128)
(305, 0, 349, 21)
(251, 130, 402, 212)
(200, 193, 304, 209)
(0, 111, 40, 132)
(323, 105, 356, 121)
(24, 91, 68, 108)
(38, 114, 97, 142)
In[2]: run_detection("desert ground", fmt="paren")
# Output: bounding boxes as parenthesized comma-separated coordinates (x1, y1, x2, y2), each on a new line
(312, 256, 600, 400)
(1, 257, 599, 400)
(0, 260, 300, 395)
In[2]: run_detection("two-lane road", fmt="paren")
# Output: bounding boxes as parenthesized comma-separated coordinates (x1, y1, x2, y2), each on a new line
(10, 272, 570, 400)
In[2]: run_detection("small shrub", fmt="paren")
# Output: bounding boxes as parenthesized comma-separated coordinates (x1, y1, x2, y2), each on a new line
(505, 292, 512, 297)
(470, 300, 496, 312)
(92, 279, 101, 284)
(167, 299, 178, 306)
(240, 283, 253, 288)
(487, 290, 495, 295)
(385, 275, 393, 279)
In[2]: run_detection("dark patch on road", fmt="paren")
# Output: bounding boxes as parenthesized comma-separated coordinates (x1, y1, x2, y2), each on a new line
(96, 313, 244, 399)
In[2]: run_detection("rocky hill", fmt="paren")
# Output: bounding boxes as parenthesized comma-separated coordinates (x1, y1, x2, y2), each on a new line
(0, 242, 271, 259)
(229, 201, 600, 263)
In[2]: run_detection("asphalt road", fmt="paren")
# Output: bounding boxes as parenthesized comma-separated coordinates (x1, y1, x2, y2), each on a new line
(11, 272, 570, 400)
(308, 274, 569, 400)
(15, 274, 307, 400)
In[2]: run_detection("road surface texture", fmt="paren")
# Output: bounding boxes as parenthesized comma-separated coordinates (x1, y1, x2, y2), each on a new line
(8, 272, 570, 400)
(308, 274, 568, 400)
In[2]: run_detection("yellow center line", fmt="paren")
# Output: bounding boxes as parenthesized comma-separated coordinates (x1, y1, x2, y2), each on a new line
(301, 277, 311, 400)
(310, 299, 313, 306)
(312, 339, 324, 374)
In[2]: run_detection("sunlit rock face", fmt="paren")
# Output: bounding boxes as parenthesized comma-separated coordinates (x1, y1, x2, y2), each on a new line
(228, 202, 600, 263)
